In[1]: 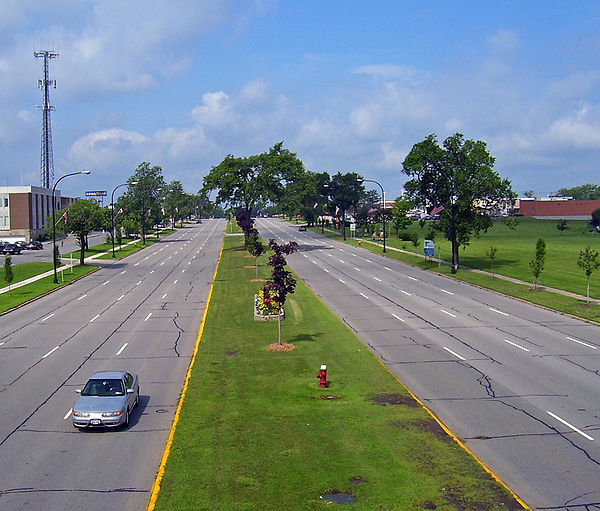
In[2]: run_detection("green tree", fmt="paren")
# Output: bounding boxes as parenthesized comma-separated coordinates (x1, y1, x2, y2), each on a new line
(528, 237, 546, 290)
(577, 246, 600, 303)
(556, 183, 600, 200)
(4, 254, 13, 290)
(202, 142, 304, 214)
(591, 208, 600, 230)
(402, 133, 515, 273)
(328, 172, 365, 240)
(120, 162, 165, 244)
(556, 219, 569, 234)
(391, 197, 413, 236)
(487, 246, 497, 277)
(523, 190, 535, 198)
(52, 200, 105, 265)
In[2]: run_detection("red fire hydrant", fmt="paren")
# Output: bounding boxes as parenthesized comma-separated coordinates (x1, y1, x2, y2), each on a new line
(316, 364, 328, 388)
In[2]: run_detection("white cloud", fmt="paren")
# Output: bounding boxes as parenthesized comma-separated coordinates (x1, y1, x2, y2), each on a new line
(191, 91, 239, 127)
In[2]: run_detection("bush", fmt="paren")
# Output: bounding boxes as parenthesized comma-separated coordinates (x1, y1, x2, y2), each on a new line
(397, 231, 413, 241)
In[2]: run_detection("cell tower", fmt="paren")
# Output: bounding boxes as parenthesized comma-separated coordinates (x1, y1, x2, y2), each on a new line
(35, 50, 59, 189)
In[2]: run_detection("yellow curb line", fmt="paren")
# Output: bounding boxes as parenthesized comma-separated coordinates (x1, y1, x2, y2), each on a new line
(146, 238, 224, 511)
(375, 358, 531, 510)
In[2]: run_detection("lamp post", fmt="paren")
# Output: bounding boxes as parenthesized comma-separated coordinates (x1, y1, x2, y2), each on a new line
(52, 170, 91, 284)
(111, 181, 137, 257)
(359, 178, 387, 253)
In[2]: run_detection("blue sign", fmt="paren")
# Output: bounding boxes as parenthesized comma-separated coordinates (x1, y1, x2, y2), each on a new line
(424, 239, 435, 257)
(85, 190, 107, 196)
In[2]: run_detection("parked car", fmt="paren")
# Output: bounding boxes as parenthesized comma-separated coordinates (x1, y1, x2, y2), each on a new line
(72, 371, 140, 429)
(298, 225, 307, 231)
(14, 241, 27, 249)
(2, 243, 22, 255)
(25, 241, 44, 250)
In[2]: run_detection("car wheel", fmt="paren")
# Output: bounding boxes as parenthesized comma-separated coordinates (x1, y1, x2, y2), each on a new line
(123, 410, 129, 428)
(134, 389, 139, 407)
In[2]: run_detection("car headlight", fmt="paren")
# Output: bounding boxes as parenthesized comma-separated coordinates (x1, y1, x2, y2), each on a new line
(72, 411, 90, 417)
(101, 411, 124, 417)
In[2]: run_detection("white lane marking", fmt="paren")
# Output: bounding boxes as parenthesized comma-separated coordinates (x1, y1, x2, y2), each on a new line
(365, 259, 372, 263)
(42, 346, 60, 358)
(354, 267, 361, 272)
(162, 293, 167, 299)
(441, 310, 456, 317)
(144, 313, 152, 322)
(339, 248, 345, 251)
(441, 289, 454, 295)
(302, 254, 308, 258)
(374, 277, 381, 282)
(311, 260, 318, 265)
(41, 313, 55, 322)
(503, 339, 530, 352)
(117, 294, 125, 301)
(136, 280, 142, 286)
(182, 269, 186, 273)
(339, 259, 345, 264)
(323, 268, 330, 273)
(360, 293, 369, 299)
(327, 254, 332, 257)
(443, 347, 466, 360)
(188, 261, 192, 265)
(385, 267, 392, 271)
(338, 279, 346, 284)
(351, 253, 356, 257)
(64, 409, 72, 420)
(120, 270, 126, 275)
(102, 281, 110, 286)
(150, 270, 155, 274)
(566, 336, 598, 350)
(547, 411, 594, 441)
(134, 262, 139, 267)
(77, 294, 87, 301)
(116, 343, 128, 356)
(90, 314, 100, 323)
(489, 307, 509, 316)
(144, 256, 149, 260)
(173, 279, 178, 284)
(0, 342, 4, 346)
(391, 313, 405, 322)
(160, 262, 164, 266)
(407, 276, 418, 281)
(401, 290, 411, 296)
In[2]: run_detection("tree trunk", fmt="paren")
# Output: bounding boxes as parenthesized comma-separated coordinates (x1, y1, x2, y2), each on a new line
(79, 233, 86, 265)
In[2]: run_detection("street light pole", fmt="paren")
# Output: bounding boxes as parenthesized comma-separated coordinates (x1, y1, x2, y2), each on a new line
(111, 181, 137, 258)
(52, 170, 91, 284)
(359, 178, 387, 253)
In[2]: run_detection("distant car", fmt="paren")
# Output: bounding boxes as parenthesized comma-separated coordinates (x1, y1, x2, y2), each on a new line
(25, 241, 44, 250)
(72, 371, 139, 429)
(298, 225, 307, 231)
(14, 241, 27, 249)
(2, 243, 22, 255)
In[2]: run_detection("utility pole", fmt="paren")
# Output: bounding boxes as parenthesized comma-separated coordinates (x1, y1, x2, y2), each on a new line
(35, 50, 59, 189)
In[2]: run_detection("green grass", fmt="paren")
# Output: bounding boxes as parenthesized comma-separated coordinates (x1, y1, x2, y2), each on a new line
(153, 236, 523, 511)
(0, 263, 98, 314)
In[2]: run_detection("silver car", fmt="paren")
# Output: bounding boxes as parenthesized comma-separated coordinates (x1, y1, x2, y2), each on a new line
(72, 371, 139, 429)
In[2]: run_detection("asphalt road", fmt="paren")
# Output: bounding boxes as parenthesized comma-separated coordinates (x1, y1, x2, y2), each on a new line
(0, 219, 225, 511)
(257, 218, 600, 511)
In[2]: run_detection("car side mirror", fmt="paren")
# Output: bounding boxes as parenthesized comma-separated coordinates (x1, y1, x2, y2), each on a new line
(75, 389, 81, 394)
(126, 388, 134, 394)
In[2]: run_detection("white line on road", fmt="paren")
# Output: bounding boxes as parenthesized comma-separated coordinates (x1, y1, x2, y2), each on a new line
(441, 310, 456, 317)
(401, 290, 411, 296)
(0, 342, 4, 346)
(150, 270, 155, 274)
(102, 281, 110, 286)
(42, 346, 60, 358)
(41, 313, 54, 322)
(443, 347, 466, 360)
(144, 256, 149, 260)
(117, 294, 125, 301)
(385, 267, 392, 271)
(144, 313, 152, 322)
(77, 294, 87, 300)
(391, 313, 405, 322)
(162, 293, 167, 299)
(338, 279, 346, 284)
(365, 259, 372, 263)
(360, 293, 369, 299)
(374, 277, 381, 281)
(566, 336, 598, 350)
(441, 289, 454, 295)
(407, 276, 418, 281)
(120, 270, 126, 274)
(64, 409, 72, 420)
(339, 259, 345, 263)
(547, 411, 594, 441)
(160, 262, 164, 266)
(134, 262, 139, 267)
(116, 343, 128, 356)
(90, 314, 100, 323)
(503, 339, 530, 352)
(182, 269, 186, 273)
(354, 267, 361, 272)
(323, 268, 329, 273)
(136, 280, 142, 286)
(489, 307, 509, 316)
(173, 279, 178, 284)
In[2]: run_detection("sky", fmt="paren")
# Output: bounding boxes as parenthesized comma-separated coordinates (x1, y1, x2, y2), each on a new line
(1, 1, 600, 202)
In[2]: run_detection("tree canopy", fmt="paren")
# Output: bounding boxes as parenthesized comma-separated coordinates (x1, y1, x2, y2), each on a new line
(556, 183, 600, 200)
(402, 133, 515, 273)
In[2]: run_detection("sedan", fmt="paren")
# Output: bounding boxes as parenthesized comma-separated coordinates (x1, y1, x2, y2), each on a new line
(25, 241, 44, 250)
(72, 371, 139, 429)
(2, 243, 22, 255)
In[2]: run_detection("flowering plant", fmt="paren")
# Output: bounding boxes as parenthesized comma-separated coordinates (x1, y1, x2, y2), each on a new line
(256, 285, 280, 315)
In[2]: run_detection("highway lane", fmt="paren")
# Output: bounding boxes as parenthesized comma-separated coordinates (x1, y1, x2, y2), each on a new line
(257, 218, 600, 510)
(0, 219, 225, 511)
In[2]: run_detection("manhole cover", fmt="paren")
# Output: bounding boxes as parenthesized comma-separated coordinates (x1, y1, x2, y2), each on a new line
(320, 491, 357, 505)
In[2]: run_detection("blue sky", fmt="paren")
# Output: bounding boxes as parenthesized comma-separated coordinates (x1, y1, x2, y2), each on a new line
(1, 1, 600, 201)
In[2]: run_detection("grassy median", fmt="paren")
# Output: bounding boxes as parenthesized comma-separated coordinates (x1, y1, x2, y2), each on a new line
(152, 235, 525, 510)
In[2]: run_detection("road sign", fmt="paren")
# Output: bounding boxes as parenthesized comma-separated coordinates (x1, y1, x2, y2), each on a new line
(424, 239, 435, 257)
(85, 191, 107, 197)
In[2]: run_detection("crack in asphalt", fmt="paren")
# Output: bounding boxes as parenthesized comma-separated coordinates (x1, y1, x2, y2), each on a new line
(0, 487, 147, 496)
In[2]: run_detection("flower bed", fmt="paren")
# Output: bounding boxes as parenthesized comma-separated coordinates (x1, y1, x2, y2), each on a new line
(254, 293, 285, 321)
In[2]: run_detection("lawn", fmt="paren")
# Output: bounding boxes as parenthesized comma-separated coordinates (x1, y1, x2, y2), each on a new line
(151, 235, 525, 511)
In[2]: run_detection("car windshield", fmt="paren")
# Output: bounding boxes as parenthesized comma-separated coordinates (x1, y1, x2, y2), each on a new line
(81, 379, 124, 396)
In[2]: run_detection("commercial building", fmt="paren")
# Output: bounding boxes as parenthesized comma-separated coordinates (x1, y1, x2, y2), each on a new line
(518, 198, 600, 220)
(0, 185, 76, 241)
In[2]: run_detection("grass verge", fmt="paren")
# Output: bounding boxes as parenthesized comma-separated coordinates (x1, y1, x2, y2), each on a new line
(0, 264, 98, 314)
(152, 236, 525, 510)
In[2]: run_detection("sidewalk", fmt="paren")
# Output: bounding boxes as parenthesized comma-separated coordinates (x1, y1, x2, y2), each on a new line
(0, 238, 140, 296)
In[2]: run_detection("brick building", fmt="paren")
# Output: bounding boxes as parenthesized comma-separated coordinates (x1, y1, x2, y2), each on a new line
(0, 186, 76, 242)
(518, 198, 600, 220)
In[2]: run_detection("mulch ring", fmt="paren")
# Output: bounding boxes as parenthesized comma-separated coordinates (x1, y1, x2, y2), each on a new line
(370, 393, 419, 407)
(265, 343, 296, 351)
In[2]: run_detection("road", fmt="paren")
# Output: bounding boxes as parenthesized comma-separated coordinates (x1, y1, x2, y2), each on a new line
(0, 219, 225, 511)
(257, 218, 600, 510)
